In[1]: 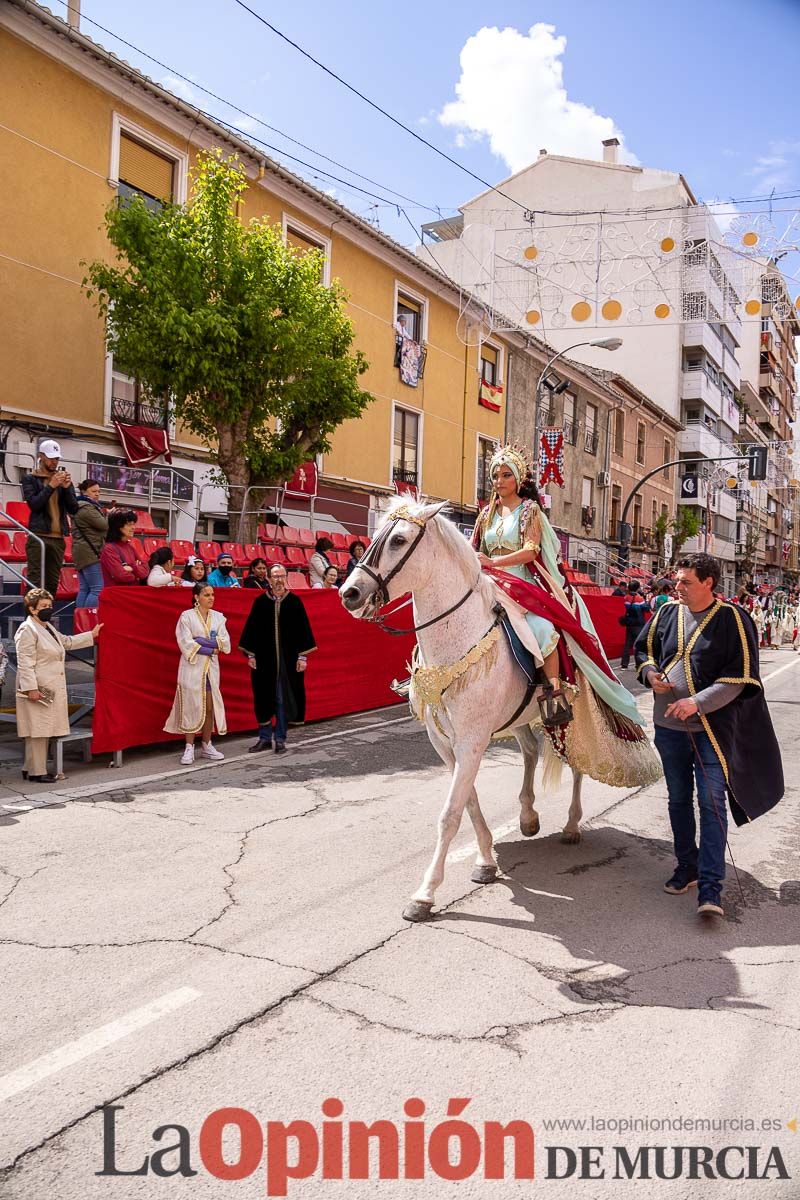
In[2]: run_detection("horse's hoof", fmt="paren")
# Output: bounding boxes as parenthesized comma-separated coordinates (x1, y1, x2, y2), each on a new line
(470, 864, 498, 884)
(520, 814, 540, 837)
(403, 900, 434, 922)
(560, 829, 581, 844)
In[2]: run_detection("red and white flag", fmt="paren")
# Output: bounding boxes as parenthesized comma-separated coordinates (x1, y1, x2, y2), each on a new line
(478, 380, 503, 413)
(114, 423, 172, 466)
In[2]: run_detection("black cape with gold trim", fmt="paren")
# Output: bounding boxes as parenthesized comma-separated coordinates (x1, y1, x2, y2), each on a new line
(634, 600, 783, 826)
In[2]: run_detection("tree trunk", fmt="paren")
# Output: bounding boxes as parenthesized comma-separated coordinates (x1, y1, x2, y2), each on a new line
(217, 417, 252, 545)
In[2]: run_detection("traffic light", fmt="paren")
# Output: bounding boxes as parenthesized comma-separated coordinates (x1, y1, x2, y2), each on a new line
(747, 445, 768, 482)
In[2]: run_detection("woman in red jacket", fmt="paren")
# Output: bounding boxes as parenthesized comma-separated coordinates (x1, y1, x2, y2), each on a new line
(99, 510, 148, 586)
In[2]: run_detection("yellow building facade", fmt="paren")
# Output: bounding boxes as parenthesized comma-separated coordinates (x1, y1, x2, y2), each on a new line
(0, 0, 508, 540)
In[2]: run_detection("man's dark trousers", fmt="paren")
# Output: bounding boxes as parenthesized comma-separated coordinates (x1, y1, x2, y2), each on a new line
(653, 725, 727, 896)
(25, 535, 65, 596)
(620, 620, 644, 668)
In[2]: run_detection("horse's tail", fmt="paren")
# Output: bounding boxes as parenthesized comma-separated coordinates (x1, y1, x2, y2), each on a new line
(541, 734, 563, 793)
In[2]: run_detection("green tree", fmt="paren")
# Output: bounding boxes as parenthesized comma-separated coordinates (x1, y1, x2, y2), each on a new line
(84, 150, 372, 540)
(669, 506, 702, 563)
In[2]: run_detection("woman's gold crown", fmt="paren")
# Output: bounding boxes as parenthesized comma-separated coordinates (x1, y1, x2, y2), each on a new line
(489, 442, 533, 480)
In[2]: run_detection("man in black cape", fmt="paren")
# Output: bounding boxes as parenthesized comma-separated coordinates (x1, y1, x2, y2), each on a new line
(635, 552, 783, 919)
(239, 564, 316, 754)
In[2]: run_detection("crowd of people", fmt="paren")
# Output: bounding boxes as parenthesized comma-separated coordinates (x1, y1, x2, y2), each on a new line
(19, 441, 367, 607)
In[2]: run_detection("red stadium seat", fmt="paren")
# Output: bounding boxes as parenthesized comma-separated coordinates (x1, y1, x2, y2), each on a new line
(3, 501, 30, 529)
(56, 567, 78, 599)
(330, 532, 349, 551)
(143, 537, 168, 558)
(285, 547, 306, 567)
(0, 531, 24, 561)
(333, 551, 350, 569)
(263, 545, 287, 565)
(287, 571, 309, 589)
(243, 543, 261, 562)
(11, 531, 28, 561)
(129, 537, 146, 562)
(170, 540, 195, 565)
(222, 543, 248, 567)
(198, 541, 219, 562)
(279, 525, 301, 546)
(132, 510, 167, 535)
(296, 528, 315, 548)
(258, 523, 279, 543)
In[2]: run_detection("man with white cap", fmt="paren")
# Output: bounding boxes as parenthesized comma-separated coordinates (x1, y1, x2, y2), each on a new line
(20, 439, 79, 596)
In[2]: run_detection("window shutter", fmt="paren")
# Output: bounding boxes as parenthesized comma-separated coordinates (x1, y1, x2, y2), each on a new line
(118, 134, 174, 201)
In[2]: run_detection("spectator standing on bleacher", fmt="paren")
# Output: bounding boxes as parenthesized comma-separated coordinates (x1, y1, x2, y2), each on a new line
(308, 536, 335, 588)
(21, 439, 79, 596)
(14, 587, 102, 783)
(73, 480, 107, 608)
(244, 557, 270, 590)
(99, 510, 148, 587)
(207, 552, 240, 588)
(239, 563, 316, 754)
(181, 556, 207, 587)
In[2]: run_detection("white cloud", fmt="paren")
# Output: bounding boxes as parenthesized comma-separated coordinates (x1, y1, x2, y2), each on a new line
(438, 24, 634, 174)
(235, 113, 263, 134)
(706, 202, 739, 233)
(747, 141, 800, 193)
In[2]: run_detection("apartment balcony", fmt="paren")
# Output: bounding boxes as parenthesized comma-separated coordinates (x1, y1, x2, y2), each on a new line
(717, 490, 737, 521)
(683, 321, 723, 361)
(110, 393, 168, 429)
(677, 422, 729, 461)
(740, 378, 772, 425)
(392, 466, 418, 487)
(682, 368, 722, 415)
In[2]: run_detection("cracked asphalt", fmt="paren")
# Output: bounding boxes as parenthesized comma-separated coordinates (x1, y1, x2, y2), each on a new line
(0, 652, 799, 1198)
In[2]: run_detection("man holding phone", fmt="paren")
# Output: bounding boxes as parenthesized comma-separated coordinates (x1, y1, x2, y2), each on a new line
(635, 553, 783, 919)
(21, 439, 79, 596)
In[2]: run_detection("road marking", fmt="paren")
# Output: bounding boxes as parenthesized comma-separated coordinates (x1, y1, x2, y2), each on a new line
(762, 656, 800, 684)
(0, 987, 201, 1104)
(448, 820, 518, 863)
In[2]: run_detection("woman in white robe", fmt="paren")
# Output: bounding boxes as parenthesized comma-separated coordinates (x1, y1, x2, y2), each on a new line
(164, 584, 230, 765)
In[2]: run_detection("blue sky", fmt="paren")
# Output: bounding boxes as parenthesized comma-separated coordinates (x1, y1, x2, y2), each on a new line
(51, 0, 800, 247)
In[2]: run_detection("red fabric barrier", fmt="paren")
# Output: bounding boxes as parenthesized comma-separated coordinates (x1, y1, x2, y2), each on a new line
(90, 589, 628, 755)
(91, 589, 415, 754)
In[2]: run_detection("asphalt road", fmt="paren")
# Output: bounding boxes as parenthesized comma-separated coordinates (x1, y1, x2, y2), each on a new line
(0, 650, 798, 1198)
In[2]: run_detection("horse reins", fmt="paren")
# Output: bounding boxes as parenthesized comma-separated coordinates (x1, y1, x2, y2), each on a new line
(355, 512, 480, 636)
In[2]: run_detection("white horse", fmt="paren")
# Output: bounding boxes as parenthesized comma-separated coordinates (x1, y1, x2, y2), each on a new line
(340, 499, 583, 922)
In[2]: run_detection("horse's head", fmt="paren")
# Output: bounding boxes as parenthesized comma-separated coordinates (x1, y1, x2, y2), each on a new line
(340, 500, 447, 619)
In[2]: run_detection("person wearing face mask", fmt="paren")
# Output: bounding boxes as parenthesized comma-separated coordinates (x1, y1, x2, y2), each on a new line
(239, 563, 316, 754)
(14, 587, 102, 783)
(207, 552, 240, 588)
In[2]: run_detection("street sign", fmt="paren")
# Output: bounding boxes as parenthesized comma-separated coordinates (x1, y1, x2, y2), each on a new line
(747, 445, 768, 481)
(680, 474, 700, 499)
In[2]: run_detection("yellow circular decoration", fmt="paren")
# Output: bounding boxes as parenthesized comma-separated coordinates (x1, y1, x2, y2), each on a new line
(571, 301, 592, 322)
(523, 245, 538, 260)
(601, 299, 622, 320)
(742, 231, 759, 247)
(654, 303, 670, 319)
(745, 299, 761, 316)
(660, 237, 675, 253)
(525, 309, 541, 325)
(795, 296, 800, 311)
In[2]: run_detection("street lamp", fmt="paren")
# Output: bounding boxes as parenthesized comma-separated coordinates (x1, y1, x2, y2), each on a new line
(533, 336, 623, 442)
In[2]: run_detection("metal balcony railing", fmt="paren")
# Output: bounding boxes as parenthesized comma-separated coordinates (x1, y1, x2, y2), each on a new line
(110, 394, 168, 429)
(583, 430, 599, 455)
(563, 419, 578, 446)
(392, 466, 418, 486)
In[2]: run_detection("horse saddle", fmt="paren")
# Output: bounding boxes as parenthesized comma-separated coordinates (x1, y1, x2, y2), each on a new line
(497, 606, 539, 686)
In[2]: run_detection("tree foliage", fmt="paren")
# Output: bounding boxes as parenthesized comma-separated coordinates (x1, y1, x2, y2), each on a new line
(669, 506, 702, 563)
(84, 150, 373, 538)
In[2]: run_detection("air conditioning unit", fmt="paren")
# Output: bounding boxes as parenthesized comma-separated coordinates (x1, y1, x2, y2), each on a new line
(596, 471, 611, 488)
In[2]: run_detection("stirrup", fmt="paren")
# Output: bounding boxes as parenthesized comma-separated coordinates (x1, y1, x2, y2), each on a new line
(538, 683, 573, 729)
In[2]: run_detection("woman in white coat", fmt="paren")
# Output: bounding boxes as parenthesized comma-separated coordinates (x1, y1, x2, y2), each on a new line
(164, 583, 230, 765)
(14, 588, 102, 783)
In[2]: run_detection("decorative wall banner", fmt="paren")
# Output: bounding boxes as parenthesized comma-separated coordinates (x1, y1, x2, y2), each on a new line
(114, 422, 172, 466)
(539, 428, 565, 488)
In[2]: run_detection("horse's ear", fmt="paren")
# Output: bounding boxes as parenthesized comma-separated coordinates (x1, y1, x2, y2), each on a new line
(417, 500, 449, 524)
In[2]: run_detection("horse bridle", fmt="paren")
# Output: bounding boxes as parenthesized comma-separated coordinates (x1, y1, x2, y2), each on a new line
(353, 507, 480, 636)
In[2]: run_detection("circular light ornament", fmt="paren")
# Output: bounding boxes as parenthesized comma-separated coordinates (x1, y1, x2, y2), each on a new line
(654, 303, 670, 319)
(526, 309, 541, 325)
(660, 237, 675, 253)
(571, 301, 592, 322)
(523, 245, 538, 260)
(602, 299, 622, 320)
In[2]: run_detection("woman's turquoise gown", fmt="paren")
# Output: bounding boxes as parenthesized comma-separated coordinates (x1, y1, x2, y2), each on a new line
(482, 504, 645, 728)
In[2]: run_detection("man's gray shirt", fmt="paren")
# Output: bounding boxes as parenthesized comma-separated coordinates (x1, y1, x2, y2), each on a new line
(641, 604, 744, 731)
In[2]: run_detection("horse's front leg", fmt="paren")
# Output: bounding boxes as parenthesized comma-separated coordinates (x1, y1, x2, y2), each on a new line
(514, 725, 540, 837)
(561, 770, 583, 844)
(465, 788, 497, 883)
(403, 746, 483, 922)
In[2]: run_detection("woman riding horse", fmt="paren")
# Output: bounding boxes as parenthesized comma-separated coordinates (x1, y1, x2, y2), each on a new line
(473, 444, 649, 756)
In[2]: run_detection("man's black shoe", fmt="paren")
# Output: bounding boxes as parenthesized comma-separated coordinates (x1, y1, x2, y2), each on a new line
(274, 741, 287, 754)
(664, 866, 698, 894)
(249, 739, 272, 754)
(697, 889, 724, 917)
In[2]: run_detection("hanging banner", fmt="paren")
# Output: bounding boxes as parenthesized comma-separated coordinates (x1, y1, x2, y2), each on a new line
(539, 428, 565, 488)
(478, 380, 504, 413)
(114, 422, 172, 466)
(284, 461, 318, 499)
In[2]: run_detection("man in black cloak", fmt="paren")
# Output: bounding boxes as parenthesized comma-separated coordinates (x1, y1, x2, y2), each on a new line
(239, 563, 316, 754)
(635, 552, 783, 919)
